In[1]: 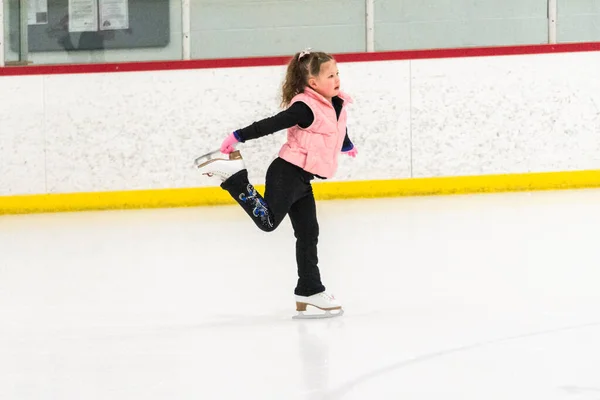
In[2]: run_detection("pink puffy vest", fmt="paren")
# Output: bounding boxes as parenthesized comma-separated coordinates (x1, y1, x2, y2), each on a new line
(278, 87, 352, 179)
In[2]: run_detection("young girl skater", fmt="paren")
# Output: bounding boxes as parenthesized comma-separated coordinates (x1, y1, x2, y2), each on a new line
(195, 49, 358, 318)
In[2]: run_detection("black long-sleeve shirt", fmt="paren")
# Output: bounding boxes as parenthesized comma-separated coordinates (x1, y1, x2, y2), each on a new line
(234, 97, 354, 152)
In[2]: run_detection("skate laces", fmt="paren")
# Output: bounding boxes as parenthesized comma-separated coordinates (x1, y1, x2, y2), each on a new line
(320, 292, 335, 300)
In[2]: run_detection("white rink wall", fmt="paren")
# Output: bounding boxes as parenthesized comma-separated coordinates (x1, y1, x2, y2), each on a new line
(2, 51, 600, 196)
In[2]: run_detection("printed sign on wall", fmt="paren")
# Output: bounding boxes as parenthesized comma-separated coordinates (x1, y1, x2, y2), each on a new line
(100, 0, 129, 31)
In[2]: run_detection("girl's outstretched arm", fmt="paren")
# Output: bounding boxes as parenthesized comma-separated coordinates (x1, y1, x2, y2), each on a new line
(234, 102, 314, 142)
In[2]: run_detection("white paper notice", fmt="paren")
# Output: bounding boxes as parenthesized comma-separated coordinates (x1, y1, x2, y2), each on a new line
(69, 0, 99, 32)
(99, 0, 129, 30)
(28, 0, 48, 25)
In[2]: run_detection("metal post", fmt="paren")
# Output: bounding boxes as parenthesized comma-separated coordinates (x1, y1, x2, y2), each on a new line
(182, 0, 191, 60)
(19, 0, 28, 62)
(548, 0, 557, 44)
(0, 0, 5, 67)
(365, 0, 374, 52)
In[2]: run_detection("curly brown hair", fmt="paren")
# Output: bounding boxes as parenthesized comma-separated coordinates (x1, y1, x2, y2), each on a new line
(280, 51, 334, 108)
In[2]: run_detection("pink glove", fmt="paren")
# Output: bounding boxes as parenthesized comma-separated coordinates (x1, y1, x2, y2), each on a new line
(343, 147, 358, 158)
(220, 132, 239, 154)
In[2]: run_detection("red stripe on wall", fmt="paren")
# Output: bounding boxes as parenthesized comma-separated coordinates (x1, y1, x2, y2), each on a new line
(2, 42, 600, 77)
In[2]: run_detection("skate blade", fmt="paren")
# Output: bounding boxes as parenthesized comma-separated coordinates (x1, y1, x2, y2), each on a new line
(194, 150, 242, 169)
(194, 149, 222, 168)
(292, 308, 344, 320)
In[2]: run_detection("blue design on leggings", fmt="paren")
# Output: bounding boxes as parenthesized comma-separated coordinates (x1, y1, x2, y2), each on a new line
(239, 184, 273, 228)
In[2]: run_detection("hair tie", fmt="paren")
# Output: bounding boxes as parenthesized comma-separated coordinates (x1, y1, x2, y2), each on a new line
(298, 48, 312, 61)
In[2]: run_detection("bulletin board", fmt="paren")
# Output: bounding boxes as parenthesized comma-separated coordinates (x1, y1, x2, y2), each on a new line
(9, 0, 170, 52)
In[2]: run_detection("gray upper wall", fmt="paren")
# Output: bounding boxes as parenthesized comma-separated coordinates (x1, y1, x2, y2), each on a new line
(374, 0, 549, 50)
(189, 0, 600, 58)
(190, 0, 366, 58)
(558, 0, 600, 42)
(3, 0, 600, 64)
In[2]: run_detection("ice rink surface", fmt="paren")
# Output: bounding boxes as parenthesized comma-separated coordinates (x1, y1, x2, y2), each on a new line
(2, 189, 600, 399)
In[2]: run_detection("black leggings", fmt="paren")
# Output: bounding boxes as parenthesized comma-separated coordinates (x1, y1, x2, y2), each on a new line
(221, 157, 325, 296)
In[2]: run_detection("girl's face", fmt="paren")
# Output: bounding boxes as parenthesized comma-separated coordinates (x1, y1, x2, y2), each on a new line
(308, 60, 340, 101)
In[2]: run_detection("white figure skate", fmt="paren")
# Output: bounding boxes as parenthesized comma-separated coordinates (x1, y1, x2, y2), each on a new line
(194, 150, 245, 182)
(293, 291, 344, 319)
